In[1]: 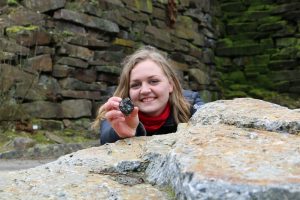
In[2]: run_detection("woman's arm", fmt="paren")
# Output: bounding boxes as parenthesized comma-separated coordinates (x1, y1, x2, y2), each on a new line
(100, 120, 121, 145)
(100, 120, 147, 145)
(183, 90, 205, 114)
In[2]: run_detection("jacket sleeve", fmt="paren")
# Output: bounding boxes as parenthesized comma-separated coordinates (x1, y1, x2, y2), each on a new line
(100, 120, 147, 145)
(183, 90, 205, 114)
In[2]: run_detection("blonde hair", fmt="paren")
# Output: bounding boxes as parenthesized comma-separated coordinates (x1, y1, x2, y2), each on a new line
(92, 45, 191, 129)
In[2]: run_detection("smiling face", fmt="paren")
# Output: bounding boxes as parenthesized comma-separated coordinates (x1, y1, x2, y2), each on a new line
(129, 59, 173, 116)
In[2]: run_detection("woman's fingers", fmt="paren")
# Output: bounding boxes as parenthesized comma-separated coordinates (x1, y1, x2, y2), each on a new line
(103, 97, 122, 111)
(105, 110, 124, 121)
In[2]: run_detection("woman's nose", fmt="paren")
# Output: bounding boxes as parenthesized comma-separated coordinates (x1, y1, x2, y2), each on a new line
(140, 83, 151, 94)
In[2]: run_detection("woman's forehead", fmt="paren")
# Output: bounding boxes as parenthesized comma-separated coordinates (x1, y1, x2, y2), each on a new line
(130, 60, 165, 77)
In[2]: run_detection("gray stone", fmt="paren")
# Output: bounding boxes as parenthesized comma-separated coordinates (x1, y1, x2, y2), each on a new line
(190, 98, 300, 134)
(6, 29, 51, 47)
(142, 33, 174, 51)
(21, 101, 62, 119)
(7, 7, 45, 26)
(66, 36, 110, 48)
(96, 66, 121, 75)
(71, 69, 97, 83)
(0, 64, 35, 93)
(93, 50, 125, 63)
(24, 0, 66, 13)
(57, 57, 89, 68)
(61, 99, 92, 118)
(1, 98, 300, 199)
(188, 68, 210, 85)
(15, 75, 61, 101)
(145, 25, 171, 43)
(25, 54, 53, 72)
(13, 137, 36, 151)
(52, 64, 74, 78)
(58, 43, 94, 61)
(54, 21, 86, 35)
(103, 9, 132, 28)
(0, 38, 30, 56)
(59, 78, 106, 91)
(173, 16, 199, 40)
(53, 9, 119, 33)
(61, 90, 101, 100)
(44, 132, 65, 144)
(20, 99, 92, 119)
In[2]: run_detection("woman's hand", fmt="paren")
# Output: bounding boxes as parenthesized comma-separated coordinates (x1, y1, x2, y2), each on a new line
(103, 97, 139, 138)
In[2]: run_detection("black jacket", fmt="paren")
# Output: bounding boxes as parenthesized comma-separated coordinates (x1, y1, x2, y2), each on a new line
(100, 90, 204, 145)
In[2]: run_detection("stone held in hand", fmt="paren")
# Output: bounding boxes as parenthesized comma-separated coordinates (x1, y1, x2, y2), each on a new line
(119, 97, 134, 116)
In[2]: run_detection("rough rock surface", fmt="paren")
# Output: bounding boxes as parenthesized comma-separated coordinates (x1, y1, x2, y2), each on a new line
(0, 98, 300, 200)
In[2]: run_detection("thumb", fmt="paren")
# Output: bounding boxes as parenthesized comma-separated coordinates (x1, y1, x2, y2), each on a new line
(130, 106, 139, 117)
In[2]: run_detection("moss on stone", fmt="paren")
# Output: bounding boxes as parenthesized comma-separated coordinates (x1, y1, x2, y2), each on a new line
(249, 88, 270, 99)
(248, 4, 277, 12)
(217, 0, 299, 108)
(229, 84, 251, 92)
(90, 0, 98, 6)
(226, 71, 247, 84)
(62, 31, 74, 37)
(7, 0, 18, 6)
(32, 131, 54, 144)
(65, 1, 83, 11)
(225, 90, 248, 99)
(6, 25, 39, 34)
(257, 16, 282, 24)
(135, 0, 153, 13)
(254, 75, 274, 89)
(217, 38, 233, 48)
(264, 93, 300, 109)
(113, 38, 135, 47)
(0, 128, 97, 153)
(244, 64, 269, 76)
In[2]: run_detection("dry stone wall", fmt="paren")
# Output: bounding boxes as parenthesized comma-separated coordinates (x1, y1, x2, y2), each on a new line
(215, 0, 300, 108)
(0, 0, 220, 130)
(1, 98, 300, 199)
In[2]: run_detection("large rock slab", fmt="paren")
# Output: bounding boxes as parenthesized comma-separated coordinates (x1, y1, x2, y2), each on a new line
(0, 98, 299, 199)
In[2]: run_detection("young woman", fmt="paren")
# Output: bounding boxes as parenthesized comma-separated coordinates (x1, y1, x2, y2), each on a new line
(93, 46, 204, 145)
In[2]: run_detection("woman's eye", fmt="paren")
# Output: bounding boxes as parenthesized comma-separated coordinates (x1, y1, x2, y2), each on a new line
(130, 83, 140, 89)
(149, 80, 159, 84)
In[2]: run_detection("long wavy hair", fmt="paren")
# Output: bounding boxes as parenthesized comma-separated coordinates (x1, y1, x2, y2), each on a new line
(92, 45, 191, 129)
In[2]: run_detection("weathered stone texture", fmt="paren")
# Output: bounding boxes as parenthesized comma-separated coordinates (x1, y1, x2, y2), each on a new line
(0, 0, 222, 128)
(26, 54, 53, 72)
(24, 0, 66, 13)
(216, 1, 300, 104)
(7, 7, 45, 26)
(53, 9, 120, 33)
(1, 98, 299, 199)
(190, 98, 300, 134)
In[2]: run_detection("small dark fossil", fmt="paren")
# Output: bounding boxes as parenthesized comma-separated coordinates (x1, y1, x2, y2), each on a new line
(119, 97, 134, 116)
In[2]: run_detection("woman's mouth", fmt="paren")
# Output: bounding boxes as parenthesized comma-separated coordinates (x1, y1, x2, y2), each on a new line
(141, 97, 155, 102)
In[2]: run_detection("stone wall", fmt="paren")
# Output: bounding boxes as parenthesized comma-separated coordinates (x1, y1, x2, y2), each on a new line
(215, 0, 300, 108)
(1, 0, 299, 132)
(1, 98, 300, 199)
(0, 0, 220, 130)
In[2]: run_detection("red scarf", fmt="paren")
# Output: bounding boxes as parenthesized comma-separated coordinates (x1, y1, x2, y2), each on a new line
(138, 103, 171, 132)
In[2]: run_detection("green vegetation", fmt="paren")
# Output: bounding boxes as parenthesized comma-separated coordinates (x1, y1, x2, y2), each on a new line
(0, 129, 97, 153)
(90, 0, 98, 6)
(7, 0, 18, 6)
(6, 25, 39, 35)
(62, 30, 74, 37)
(216, 0, 299, 108)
